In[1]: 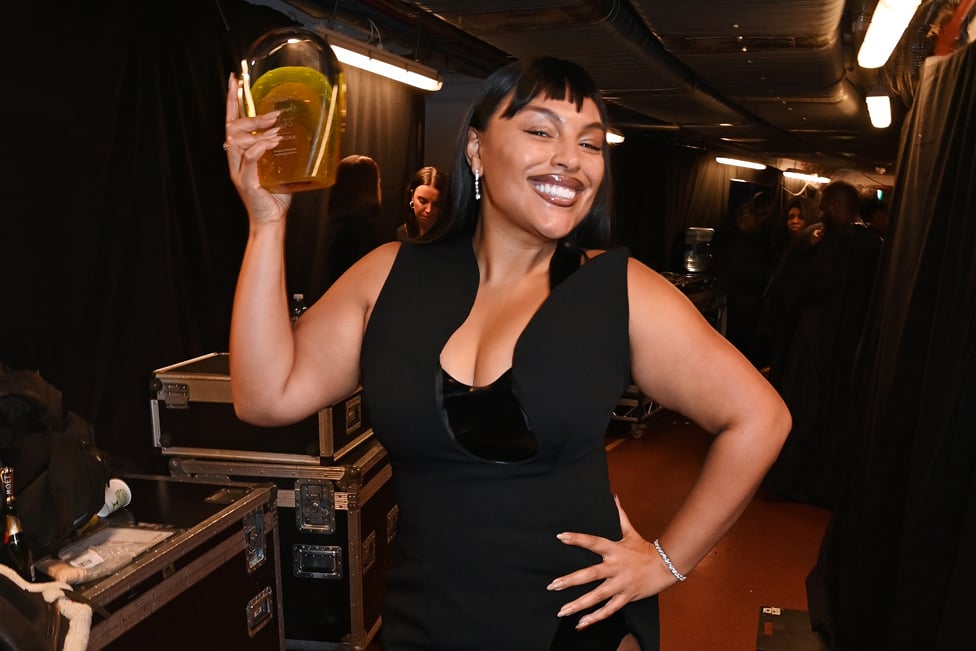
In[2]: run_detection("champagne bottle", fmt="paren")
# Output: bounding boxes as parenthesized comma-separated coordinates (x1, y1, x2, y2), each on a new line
(1, 466, 36, 581)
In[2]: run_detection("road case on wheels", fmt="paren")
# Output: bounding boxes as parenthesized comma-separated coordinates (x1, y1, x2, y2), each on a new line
(150, 352, 372, 465)
(41, 473, 285, 651)
(610, 384, 663, 438)
(169, 440, 396, 651)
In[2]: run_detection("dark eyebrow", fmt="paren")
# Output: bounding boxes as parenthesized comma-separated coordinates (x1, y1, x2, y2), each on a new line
(521, 105, 605, 134)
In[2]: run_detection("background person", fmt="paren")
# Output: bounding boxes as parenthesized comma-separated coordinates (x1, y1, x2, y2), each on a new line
(784, 196, 814, 241)
(222, 57, 789, 651)
(323, 154, 382, 288)
(396, 165, 448, 241)
(710, 200, 775, 366)
(762, 181, 883, 507)
(755, 195, 821, 368)
(859, 196, 890, 240)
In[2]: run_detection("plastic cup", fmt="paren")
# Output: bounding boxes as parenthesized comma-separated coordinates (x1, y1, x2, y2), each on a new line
(97, 478, 132, 517)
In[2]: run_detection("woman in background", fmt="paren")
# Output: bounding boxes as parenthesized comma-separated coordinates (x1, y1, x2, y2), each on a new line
(754, 195, 821, 368)
(784, 196, 814, 241)
(325, 154, 382, 287)
(396, 165, 448, 241)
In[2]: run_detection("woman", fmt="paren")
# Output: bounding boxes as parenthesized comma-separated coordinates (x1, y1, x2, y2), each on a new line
(755, 196, 821, 371)
(224, 57, 789, 650)
(324, 154, 382, 287)
(785, 196, 812, 238)
(396, 165, 448, 241)
(328, 154, 383, 285)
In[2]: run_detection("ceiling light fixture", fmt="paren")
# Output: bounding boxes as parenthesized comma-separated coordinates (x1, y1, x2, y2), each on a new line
(606, 128, 625, 145)
(866, 86, 893, 128)
(857, 0, 922, 69)
(715, 156, 767, 170)
(312, 26, 443, 91)
(784, 170, 832, 184)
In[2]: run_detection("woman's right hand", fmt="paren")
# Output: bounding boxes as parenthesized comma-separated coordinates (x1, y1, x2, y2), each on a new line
(224, 73, 292, 224)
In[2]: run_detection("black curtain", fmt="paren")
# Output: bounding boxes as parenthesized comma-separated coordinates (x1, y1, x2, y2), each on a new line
(609, 136, 773, 272)
(609, 134, 671, 268)
(807, 42, 976, 650)
(1, 1, 422, 473)
(663, 148, 734, 266)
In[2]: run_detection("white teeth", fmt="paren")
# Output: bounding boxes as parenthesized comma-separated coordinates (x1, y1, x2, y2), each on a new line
(533, 182, 578, 200)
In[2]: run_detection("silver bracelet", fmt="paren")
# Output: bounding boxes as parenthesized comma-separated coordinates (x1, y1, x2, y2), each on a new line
(653, 538, 687, 582)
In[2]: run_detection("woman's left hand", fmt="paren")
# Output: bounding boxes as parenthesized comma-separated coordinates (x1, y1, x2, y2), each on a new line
(547, 495, 677, 630)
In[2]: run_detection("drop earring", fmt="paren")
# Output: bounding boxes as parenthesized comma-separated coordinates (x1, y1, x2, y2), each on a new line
(409, 200, 414, 209)
(474, 170, 481, 200)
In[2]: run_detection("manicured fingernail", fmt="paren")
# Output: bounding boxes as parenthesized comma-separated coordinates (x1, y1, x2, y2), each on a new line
(576, 617, 591, 629)
(556, 533, 569, 541)
(547, 579, 563, 591)
(557, 606, 570, 617)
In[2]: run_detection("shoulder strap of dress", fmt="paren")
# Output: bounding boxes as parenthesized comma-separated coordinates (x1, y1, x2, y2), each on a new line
(549, 242, 584, 289)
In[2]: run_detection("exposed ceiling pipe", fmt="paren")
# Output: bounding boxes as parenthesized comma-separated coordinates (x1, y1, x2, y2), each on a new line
(400, 0, 814, 147)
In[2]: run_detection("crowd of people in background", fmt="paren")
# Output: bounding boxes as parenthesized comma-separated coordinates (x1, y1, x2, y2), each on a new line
(709, 181, 887, 508)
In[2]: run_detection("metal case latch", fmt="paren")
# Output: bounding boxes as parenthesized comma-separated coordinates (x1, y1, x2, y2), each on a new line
(246, 586, 274, 637)
(244, 508, 267, 572)
(345, 394, 363, 435)
(362, 530, 377, 574)
(293, 544, 343, 579)
(158, 382, 190, 408)
(295, 478, 336, 533)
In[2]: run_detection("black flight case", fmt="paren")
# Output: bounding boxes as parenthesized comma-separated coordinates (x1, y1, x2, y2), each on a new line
(149, 352, 395, 650)
(47, 473, 285, 651)
(169, 441, 395, 650)
(150, 352, 372, 465)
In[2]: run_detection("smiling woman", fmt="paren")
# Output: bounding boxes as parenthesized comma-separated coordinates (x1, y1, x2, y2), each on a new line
(224, 55, 790, 651)
(430, 56, 614, 248)
(465, 96, 606, 239)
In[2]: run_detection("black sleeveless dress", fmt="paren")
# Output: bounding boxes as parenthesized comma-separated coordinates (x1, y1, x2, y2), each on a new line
(361, 239, 660, 650)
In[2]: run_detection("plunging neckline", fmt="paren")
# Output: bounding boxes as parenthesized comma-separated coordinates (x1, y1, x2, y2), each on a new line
(440, 365, 514, 391)
(438, 240, 609, 388)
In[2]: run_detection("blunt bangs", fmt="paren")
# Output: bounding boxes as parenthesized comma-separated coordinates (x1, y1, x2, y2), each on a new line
(500, 58, 607, 123)
(469, 57, 609, 132)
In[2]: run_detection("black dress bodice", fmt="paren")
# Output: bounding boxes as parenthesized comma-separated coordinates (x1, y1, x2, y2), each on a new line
(360, 238, 659, 649)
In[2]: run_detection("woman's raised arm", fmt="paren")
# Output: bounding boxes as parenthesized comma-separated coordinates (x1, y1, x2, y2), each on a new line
(223, 72, 394, 426)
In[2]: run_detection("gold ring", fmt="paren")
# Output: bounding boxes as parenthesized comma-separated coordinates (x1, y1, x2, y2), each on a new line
(222, 141, 229, 151)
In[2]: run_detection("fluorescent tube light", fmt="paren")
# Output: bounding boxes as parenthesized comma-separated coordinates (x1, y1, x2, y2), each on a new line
(857, 0, 922, 69)
(309, 27, 443, 91)
(329, 44, 443, 91)
(866, 93, 892, 128)
(784, 171, 832, 184)
(715, 156, 767, 170)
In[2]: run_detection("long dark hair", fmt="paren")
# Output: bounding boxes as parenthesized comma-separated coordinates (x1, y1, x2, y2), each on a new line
(426, 57, 614, 248)
(328, 154, 381, 224)
(402, 166, 449, 239)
